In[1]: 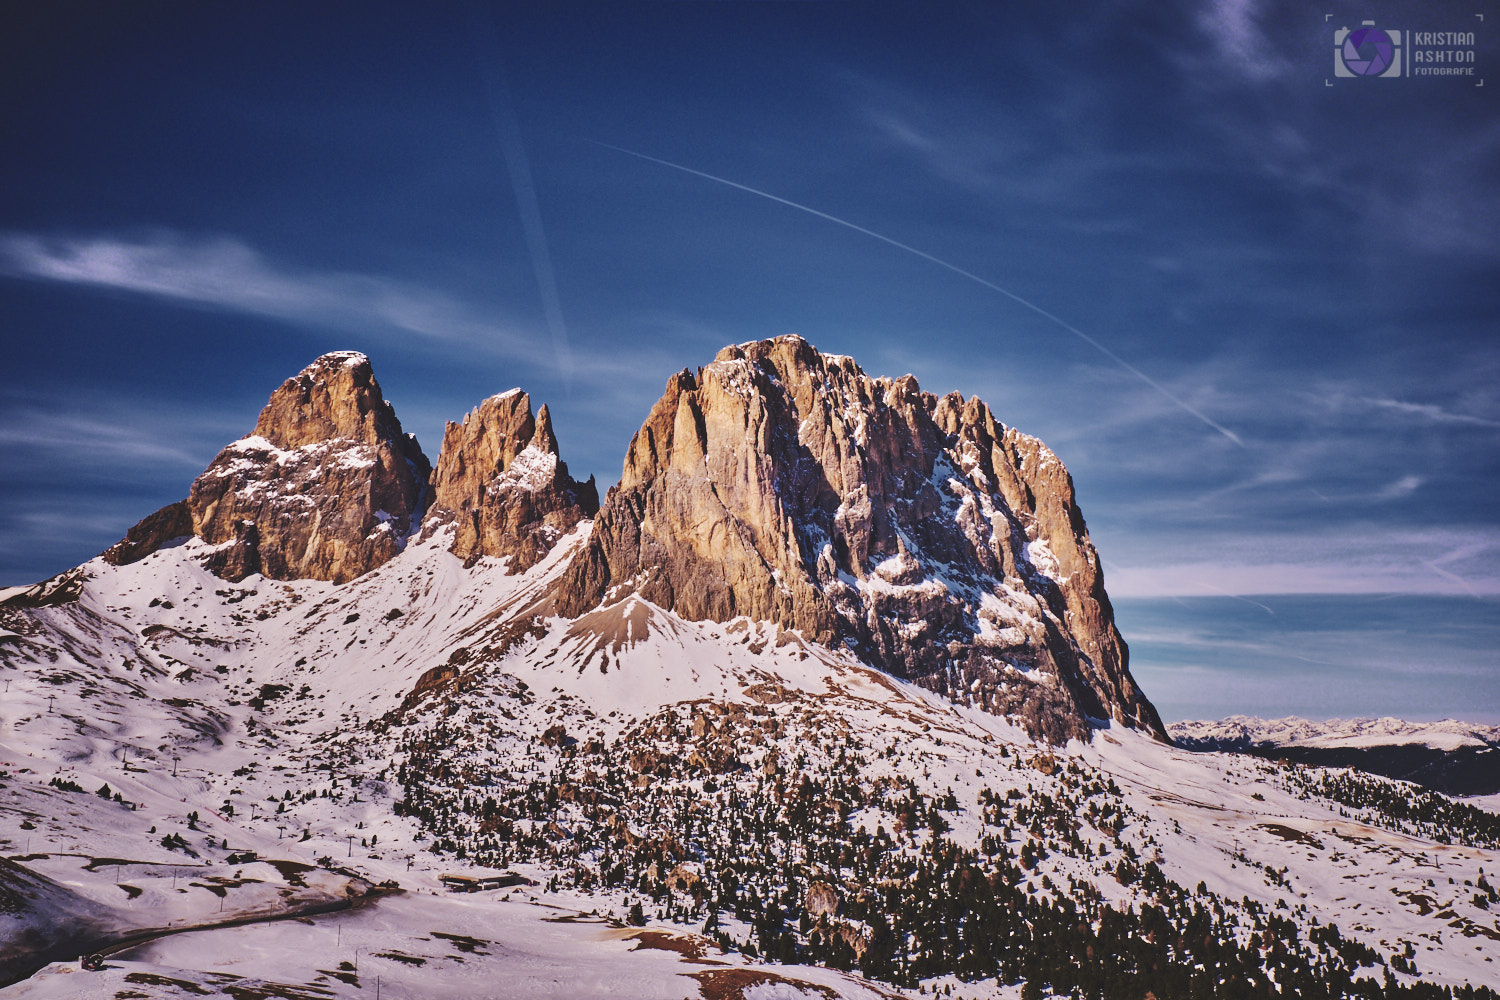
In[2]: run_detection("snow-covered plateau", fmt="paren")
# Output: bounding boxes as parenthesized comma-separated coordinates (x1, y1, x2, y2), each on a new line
(3, 531, 1498, 999)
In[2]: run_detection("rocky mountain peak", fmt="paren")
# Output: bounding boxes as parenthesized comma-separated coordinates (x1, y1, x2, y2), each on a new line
(251, 351, 403, 450)
(556, 334, 1165, 744)
(430, 390, 537, 496)
(425, 390, 598, 572)
(104, 352, 431, 584)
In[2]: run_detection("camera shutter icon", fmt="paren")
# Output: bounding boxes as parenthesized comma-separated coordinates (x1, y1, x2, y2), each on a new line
(1336, 21, 1403, 78)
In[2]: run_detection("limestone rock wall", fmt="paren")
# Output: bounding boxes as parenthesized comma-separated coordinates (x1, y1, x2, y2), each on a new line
(555, 335, 1165, 743)
(106, 352, 431, 584)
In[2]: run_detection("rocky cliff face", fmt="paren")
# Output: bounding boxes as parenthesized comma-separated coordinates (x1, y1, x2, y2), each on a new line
(425, 390, 598, 571)
(93, 339, 1160, 743)
(555, 335, 1165, 743)
(105, 352, 432, 584)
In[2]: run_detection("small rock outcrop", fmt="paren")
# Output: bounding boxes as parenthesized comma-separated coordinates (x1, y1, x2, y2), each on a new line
(554, 335, 1165, 744)
(100, 501, 192, 568)
(424, 391, 598, 571)
(104, 352, 431, 583)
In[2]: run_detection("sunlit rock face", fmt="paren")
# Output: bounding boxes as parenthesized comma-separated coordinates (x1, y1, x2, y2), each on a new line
(553, 335, 1164, 744)
(105, 352, 431, 584)
(424, 390, 598, 572)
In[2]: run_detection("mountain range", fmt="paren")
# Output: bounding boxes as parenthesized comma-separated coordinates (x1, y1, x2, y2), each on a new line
(1171, 717, 1500, 800)
(1, 340, 1497, 999)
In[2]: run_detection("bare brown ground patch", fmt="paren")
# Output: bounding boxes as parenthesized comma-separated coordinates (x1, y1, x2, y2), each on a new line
(122, 972, 212, 995)
(1400, 891, 1436, 916)
(1147, 792, 1228, 812)
(1260, 823, 1324, 849)
(566, 599, 655, 658)
(220, 983, 335, 1000)
(315, 969, 358, 987)
(258, 859, 312, 888)
(431, 930, 490, 954)
(690, 967, 839, 1000)
(623, 928, 721, 961)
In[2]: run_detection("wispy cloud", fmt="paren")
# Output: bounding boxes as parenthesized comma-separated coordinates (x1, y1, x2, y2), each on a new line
(593, 142, 1248, 447)
(1372, 474, 1423, 502)
(1188, 469, 1303, 506)
(861, 109, 1014, 195)
(1117, 590, 1500, 723)
(0, 489, 183, 586)
(0, 409, 211, 469)
(0, 394, 236, 583)
(1356, 396, 1500, 430)
(0, 231, 554, 367)
(8, 507, 144, 543)
(850, 76, 1172, 210)
(1105, 526, 1500, 597)
(1195, 0, 1291, 82)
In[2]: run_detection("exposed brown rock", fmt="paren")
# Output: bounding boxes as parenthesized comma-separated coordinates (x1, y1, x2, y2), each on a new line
(103, 352, 431, 584)
(101, 501, 192, 568)
(804, 881, 841, 918)
(0, 568, 86, 609)
(665, 864, 702, 893)
(425, 391, 597, 572)
(554, 335, 1165, 744)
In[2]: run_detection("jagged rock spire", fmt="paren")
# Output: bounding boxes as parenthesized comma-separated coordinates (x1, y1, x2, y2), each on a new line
(424, 391, 597, 572)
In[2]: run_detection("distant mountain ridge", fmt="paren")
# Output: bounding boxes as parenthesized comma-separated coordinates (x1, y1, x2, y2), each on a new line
(1170, 715, 1500, 752)
(1171, 715, 1500, 797)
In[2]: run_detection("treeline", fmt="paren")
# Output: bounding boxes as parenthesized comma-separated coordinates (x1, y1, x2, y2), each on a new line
(1277, 765, 1500, 848)
(376, 701, 1496, 1000)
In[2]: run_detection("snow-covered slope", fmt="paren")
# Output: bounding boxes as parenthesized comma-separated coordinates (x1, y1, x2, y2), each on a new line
(3, 344, 1498, 998)
(4, 533, 1499, 998)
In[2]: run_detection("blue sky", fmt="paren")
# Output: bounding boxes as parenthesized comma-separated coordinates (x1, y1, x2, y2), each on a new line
(2, 2, 1496, 721)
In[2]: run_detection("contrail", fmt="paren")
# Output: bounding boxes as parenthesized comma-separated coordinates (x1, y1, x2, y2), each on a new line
(592, 140, 1244, 447)
(1422, 560, 1482, 599)
(497, 101, 573, 386)
(1192, 579, 1275, 615)
(469, 8, 574, 387)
